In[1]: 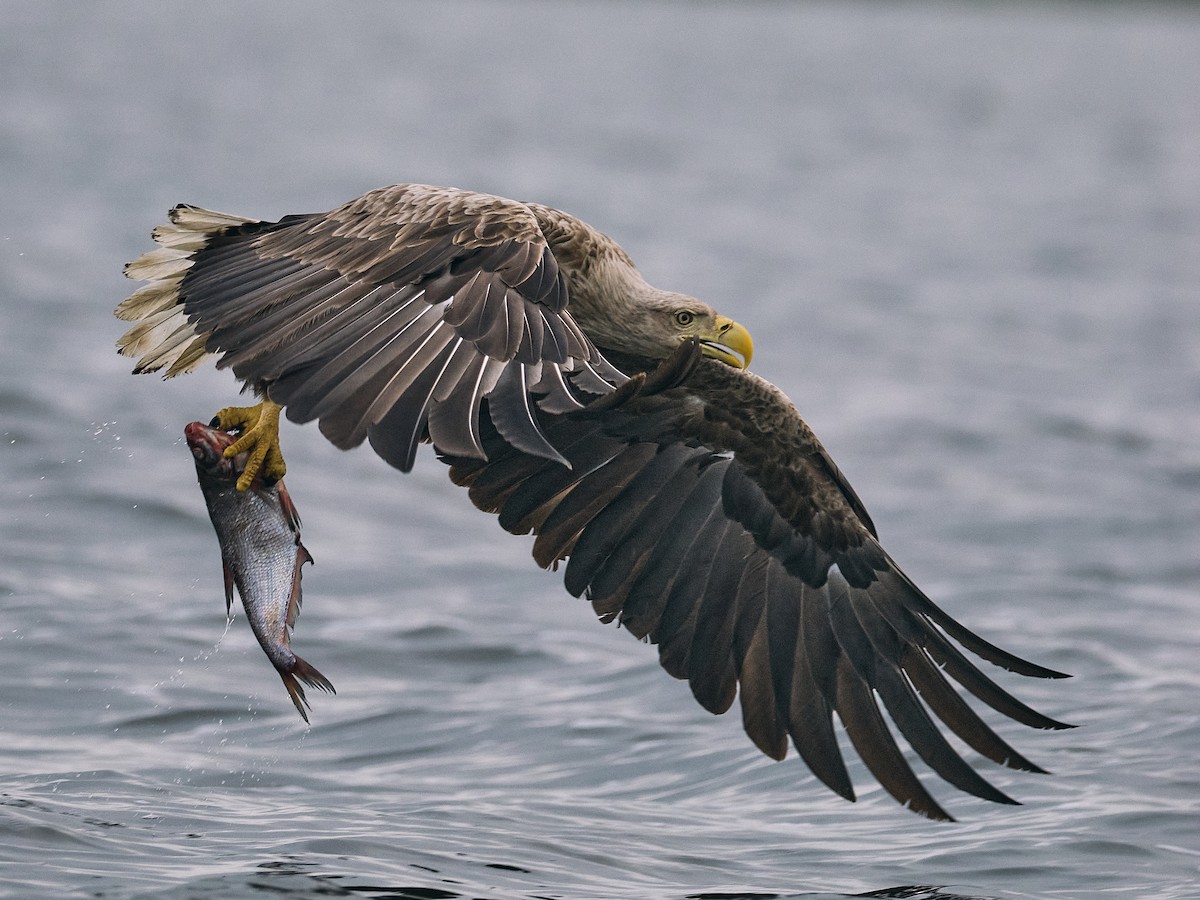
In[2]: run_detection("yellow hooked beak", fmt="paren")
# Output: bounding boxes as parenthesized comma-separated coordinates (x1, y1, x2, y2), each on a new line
(697, 315, 754, 370)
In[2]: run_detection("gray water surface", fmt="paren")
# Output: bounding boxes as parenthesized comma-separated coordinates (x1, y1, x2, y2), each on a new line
(2, 2, 1199, 898)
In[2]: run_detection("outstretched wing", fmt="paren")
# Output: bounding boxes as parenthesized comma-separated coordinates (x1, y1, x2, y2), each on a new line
(444, 344, 1072, 820)
(117, 183, 624, 471)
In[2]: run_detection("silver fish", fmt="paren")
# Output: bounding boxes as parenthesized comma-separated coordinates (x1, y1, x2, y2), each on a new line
(185, 420, 334, 722)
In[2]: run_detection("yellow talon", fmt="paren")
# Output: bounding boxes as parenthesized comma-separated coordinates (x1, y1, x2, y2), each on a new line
(213, 399, 287, 491)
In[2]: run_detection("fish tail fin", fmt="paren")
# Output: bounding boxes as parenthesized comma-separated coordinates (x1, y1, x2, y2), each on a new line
(280, 654, 335, 723)
(293, 655, 336, 695)
(280, 671, 312, 724)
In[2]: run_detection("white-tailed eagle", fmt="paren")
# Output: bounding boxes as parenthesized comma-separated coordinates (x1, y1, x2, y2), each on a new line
(116, 183, 1070, 820)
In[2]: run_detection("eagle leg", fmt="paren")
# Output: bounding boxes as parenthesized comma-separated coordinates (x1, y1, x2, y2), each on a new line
(213, 399, 287, 491)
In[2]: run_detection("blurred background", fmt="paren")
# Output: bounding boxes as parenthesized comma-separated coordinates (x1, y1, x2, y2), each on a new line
(1, 2, 1198, 898)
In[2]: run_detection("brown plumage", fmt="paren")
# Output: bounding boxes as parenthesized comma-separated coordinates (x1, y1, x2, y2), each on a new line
(117, 183, 1070, 819)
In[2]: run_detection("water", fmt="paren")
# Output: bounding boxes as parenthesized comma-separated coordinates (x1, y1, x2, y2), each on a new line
(2, 1, 1199, 897)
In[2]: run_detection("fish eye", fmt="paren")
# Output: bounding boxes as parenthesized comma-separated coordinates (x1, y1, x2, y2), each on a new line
(674, 310, 695, 327)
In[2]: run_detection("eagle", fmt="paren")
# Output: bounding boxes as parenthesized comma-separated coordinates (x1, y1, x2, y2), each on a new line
(115, 183, 1070, 820)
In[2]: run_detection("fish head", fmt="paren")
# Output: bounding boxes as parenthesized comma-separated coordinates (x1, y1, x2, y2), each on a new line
(184, 420, 243, 482)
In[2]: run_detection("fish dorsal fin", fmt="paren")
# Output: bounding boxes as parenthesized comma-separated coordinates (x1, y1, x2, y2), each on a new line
(275, 479, 302, 535)
(286, 541, 314, 630)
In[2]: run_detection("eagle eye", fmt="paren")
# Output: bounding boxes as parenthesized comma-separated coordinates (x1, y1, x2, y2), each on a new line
(673, 310, 695, 328)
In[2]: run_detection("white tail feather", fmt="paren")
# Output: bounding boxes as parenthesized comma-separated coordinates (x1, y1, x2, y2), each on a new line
(132, 319, 206, 374)
(117, 306, 183, 356)
(116, 204, 252, 377)
(117, 306, 196, 363)
(166, 335, 215, 376)
(114, 279, 184, 321)
(151, 222, 212, 251)
(123, 247, 194, 281)
(168, 205, 254, 231)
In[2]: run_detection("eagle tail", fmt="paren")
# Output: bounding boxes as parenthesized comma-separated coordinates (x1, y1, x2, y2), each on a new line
(116, 205, 256, 377)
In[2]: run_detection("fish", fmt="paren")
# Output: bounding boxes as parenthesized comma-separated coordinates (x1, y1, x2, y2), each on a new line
(184, 419, 334, 722)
